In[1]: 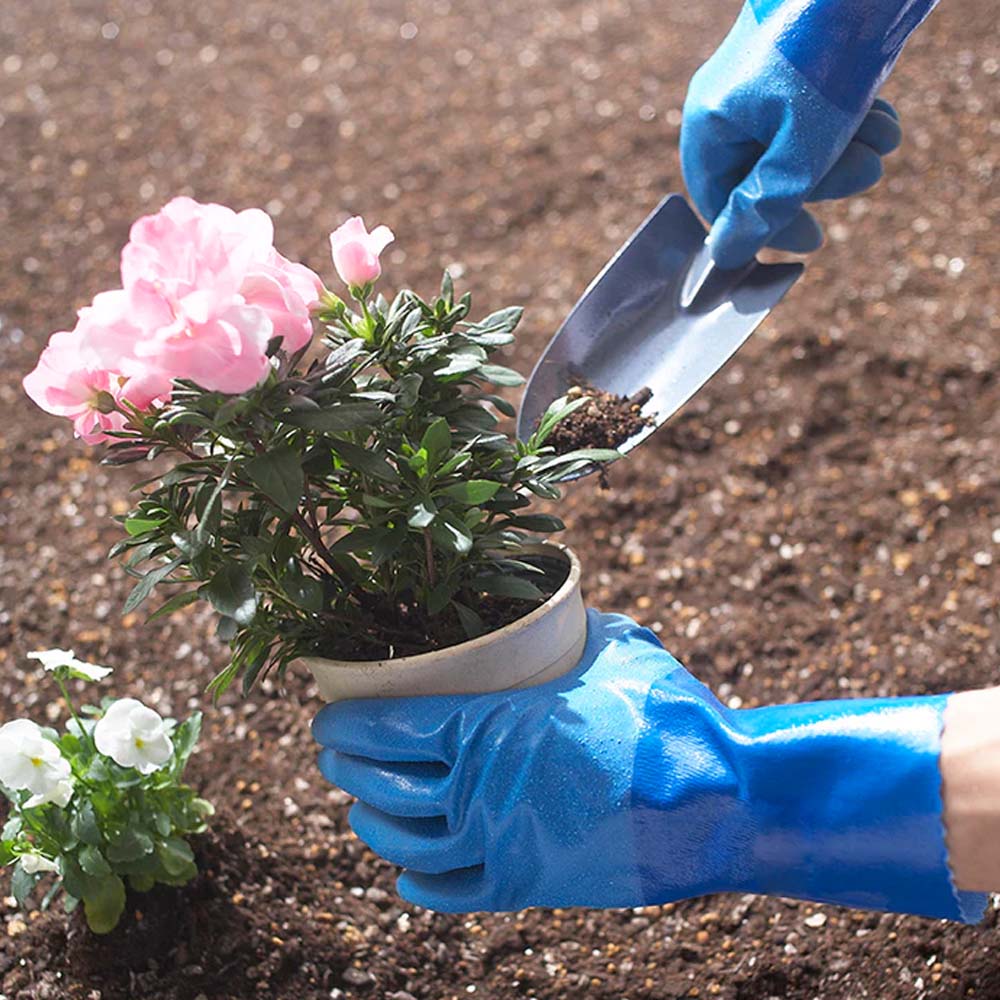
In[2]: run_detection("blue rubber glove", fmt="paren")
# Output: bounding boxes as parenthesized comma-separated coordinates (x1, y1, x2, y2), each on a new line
(313, 611, 986, 920)
(681, 0, 938, 268)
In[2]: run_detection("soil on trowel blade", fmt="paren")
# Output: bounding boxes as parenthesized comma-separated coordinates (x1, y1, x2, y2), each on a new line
(546, 384, 654, 454)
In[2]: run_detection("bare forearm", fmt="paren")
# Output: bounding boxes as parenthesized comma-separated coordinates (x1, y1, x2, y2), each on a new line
(941, 686, 1000, 892)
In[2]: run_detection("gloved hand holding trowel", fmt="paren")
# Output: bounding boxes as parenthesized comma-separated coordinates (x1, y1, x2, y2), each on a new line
(313, 0, 1000, 924)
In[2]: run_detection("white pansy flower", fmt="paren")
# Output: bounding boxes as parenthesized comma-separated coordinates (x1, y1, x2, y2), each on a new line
(19, 852, 60, 875)
(94, 699, 173, 775)
(27, 648, 112, 682)
(0, 719, 74, 808)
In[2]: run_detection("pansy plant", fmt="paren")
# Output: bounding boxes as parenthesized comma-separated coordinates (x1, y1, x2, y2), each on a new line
(0, 651, 212, 933)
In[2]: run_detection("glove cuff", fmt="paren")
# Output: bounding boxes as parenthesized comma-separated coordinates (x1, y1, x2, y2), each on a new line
(735, 695, 987, 922)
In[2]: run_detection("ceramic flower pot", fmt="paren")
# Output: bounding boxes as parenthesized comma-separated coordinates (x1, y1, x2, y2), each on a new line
(297, 543, 586, 702)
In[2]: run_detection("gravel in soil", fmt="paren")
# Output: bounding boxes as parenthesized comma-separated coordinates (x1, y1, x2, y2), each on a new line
(1, 0, 999, 997)
(546, 385, 654, 453)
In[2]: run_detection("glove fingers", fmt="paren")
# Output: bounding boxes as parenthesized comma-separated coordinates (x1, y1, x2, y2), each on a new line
(349, 802, 484, 875)
(808, 141, 884, 202)
(871, 97, 900, 121)
(706, 139, 816, 269)
(312, 695, 466, 764)
(854, 106, 902, 156)
(318, 748, 450, 818)
(397, 866, 492, 912)
(765, 209, 823, 253)
(682, 134, 763, 229)
(680, 83, 764, 226)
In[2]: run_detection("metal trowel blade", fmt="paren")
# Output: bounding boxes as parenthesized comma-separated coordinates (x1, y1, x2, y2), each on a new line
(516, 194, 803, 478)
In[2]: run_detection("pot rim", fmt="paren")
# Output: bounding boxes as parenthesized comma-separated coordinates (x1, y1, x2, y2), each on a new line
(297, 541, 581, 671)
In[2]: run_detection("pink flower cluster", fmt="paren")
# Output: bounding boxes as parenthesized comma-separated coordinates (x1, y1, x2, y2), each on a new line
(23, 197, 324, 444)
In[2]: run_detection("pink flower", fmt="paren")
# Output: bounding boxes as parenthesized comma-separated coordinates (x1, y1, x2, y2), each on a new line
(26, 197, 324, 443)
(240, 250, 324, 354)
(105, 197, 322, 393)
(329, 217, 394, 288)
(22, 330, 168, 445)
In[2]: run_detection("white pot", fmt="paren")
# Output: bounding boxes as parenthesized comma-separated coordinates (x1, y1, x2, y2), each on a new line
(298, 543, 586, 702)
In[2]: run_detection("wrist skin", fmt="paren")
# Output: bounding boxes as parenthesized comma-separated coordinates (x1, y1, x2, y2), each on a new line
(942, 687, 1000, 892)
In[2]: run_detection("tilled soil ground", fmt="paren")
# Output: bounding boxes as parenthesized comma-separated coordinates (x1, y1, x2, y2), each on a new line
(1, 0, 998, 998)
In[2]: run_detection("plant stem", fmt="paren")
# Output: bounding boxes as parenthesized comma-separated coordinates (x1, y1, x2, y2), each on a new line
(423, 527, 436, 589)
(54, 676, 94, 754)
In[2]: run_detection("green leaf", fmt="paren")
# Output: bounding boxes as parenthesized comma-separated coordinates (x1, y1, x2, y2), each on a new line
(452, 600, 485, 639)
(172, 712, 202, 771)
(426, 581, 455, 616)
(420, 418, 452, 466)
(473, 306, 523, 337)
(216, 615, 239, 641)
(394, 373, 423, 409)
(332, 440, 400, 483)
(534, 448, 621, 472)
(479, 364, 525, 387)
(439, 480, 501, 505)
(371, 524, 406, 566)
(82, 874, 126, 934)
(483, 394, 517, 418)
(193, 457, 234, 544)
(407, 499, 437, 529)
(106, 830, 154, 864)
(431, 512, 473, 555)
(508, 514, 565, 533)
(11, 865, 36, 905)
(201, 563, 257, 626)
(532, 394, 589, 445)
(435, 354, 482, 378)
(122, 557, 184, 614)
(323, 337, 369, 376)
(130, 872, 156, 893)
(124, 517, 163, 537)
(440, 270, 454, 303)
(79, 845, 112, 878)
(146, 589, 200, 623)
(285, 401, 384, 432)
(283, 573, 325, 613)
(407, 447, 429, 476)
(156, 837, 195, 878)
(72, 802, 103, 847)
(244, 447, 304, 513)
(40, 879, 62, 911)
(170, 530, 204, 559)
(472, 574, 545, 601)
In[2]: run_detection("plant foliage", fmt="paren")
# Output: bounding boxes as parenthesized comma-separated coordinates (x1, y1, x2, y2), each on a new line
(103, 273, 617, 693)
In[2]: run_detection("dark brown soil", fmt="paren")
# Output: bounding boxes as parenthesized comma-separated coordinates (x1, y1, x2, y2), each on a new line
(1, 0, 999, 998)
(314, 555, 565, 660)
(546, 385, 654, 453)
(317, 594, 550, 661)
(1, 824, 356, 1000)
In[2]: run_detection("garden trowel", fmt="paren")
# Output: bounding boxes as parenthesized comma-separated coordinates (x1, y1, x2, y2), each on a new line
(516, 193, 803, 477)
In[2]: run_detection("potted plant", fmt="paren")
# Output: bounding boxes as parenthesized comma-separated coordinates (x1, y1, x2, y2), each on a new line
(22, 198, 618, 701)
